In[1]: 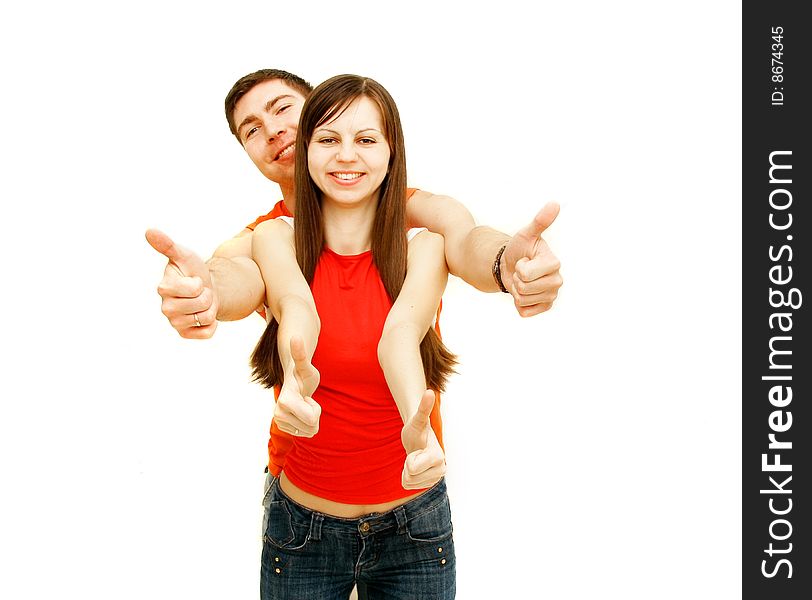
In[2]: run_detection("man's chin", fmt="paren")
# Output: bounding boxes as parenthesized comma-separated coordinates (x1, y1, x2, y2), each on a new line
(263, 166, 294, 187)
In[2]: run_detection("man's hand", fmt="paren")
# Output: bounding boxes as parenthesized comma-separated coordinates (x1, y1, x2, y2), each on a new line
(276, 336, 321, 437)
(401, 390, 446, 490)
(146, 229, 219, 339)
(501, 202, 563, 318)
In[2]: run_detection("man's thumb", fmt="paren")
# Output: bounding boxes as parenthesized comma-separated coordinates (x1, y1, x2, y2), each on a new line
(145, 229, 204, 278)
(517, 202, 560, 241)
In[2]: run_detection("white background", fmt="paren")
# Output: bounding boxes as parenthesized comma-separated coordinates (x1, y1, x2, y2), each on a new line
(1, 1, 741, 598)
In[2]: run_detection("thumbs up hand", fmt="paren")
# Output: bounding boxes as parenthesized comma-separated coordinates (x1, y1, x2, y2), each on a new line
(146, 229, 219, 339)
(501, 202, 563, 318)
(289, 335, 320, 400)
(401, 390, 446, 490)
(275, 336, 321, 437)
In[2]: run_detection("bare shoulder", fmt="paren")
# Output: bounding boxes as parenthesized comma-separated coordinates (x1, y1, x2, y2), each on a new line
(408, 230, 445, 259)
(406, 190, 472, 234)
(212, 228, 254, 259)
(254, 217, 294, 240)
(408, 190, 459, 210)
(405, 230, 448, 287)
(406, 189, 438, 227)
(410, 229, 444, 245)
(408, 189, 435, 203)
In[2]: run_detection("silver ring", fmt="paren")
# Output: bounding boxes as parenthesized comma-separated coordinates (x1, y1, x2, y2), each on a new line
(193, 313, 202, 327)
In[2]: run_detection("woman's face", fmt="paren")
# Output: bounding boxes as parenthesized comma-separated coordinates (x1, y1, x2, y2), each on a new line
(307, 95, 391, 208)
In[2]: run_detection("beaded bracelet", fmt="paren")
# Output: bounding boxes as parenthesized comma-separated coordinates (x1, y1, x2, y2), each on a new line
(492, 243, 509, 294)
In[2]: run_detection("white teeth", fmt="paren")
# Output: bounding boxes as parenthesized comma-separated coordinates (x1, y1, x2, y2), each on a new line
(276, 144, 295, 159)
(333, 172, 363, 180)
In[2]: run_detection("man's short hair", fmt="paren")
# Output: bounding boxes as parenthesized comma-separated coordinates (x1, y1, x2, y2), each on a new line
(224, 69, 313, 143)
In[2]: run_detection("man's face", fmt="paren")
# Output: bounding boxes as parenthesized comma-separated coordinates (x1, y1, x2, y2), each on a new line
(232, 79, 306, 186)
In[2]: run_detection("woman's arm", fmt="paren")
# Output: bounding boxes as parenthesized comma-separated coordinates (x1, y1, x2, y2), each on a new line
(252, 219, 321, 436)
(377, 230, 449, 489)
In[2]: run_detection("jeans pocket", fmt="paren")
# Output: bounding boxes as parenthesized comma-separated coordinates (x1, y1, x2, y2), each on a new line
(264, 501, 296, 548)
(261, 473, 277, 537)
(262, 473, 276, 507)
(406, 495, 454, 543)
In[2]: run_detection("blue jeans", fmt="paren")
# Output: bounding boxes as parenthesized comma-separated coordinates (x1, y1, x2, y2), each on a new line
(260, 475, 456, 599)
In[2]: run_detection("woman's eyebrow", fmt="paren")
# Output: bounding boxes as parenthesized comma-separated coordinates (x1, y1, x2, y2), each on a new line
(314, 127, 383, 135)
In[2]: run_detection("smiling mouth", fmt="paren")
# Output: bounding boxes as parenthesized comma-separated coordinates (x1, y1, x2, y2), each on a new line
(274, 143, 295, 161)
(330, 172, 364, 181)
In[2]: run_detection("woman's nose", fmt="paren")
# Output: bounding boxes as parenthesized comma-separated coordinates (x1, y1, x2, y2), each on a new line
(336, 141, 357, 162)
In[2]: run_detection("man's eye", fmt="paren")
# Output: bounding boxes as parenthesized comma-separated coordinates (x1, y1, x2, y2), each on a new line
(277, 104, 291, 115)
(245, 126, 260, 139)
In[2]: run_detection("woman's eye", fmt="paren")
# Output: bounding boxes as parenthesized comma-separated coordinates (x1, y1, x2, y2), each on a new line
(318, 137, 337, 144)
(358, 138, 376, 145)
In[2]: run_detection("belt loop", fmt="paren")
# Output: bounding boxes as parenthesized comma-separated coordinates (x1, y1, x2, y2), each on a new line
(394, 506, 407, 535)
(310, 513, 324, 541)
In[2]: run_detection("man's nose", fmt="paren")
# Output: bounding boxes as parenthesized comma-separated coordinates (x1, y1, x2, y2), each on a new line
(265, 118, 286, 143)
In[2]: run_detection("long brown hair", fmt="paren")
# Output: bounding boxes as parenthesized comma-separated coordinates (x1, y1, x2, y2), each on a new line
(251, 74, 456, 391)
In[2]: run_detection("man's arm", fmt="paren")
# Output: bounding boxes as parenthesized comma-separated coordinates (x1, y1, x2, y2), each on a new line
(146, 229, 220, 339)
(500, 203, 563, 317)
(378, 231, 449, 490)
(146, 226, 269, 339)
(405, 191, 497, 290)
(208, 229, 266, 321)
(406, 191, 563, 318)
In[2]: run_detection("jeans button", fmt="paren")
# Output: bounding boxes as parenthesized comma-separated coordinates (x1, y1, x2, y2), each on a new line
(360, 522, 370, 533)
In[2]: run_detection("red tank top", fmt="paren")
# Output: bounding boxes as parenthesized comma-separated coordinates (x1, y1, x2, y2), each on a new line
(281, 248, 418, 503)
(255, 193, 443, 504)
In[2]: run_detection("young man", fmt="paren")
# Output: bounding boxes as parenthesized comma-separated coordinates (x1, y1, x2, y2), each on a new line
(147, 69, 562, 338)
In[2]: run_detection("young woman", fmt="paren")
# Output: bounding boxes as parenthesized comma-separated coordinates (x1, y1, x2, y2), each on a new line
(250, 75, 458, 599)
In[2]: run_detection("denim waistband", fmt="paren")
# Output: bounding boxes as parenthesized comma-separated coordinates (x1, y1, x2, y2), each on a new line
(269, 477, 449, 539)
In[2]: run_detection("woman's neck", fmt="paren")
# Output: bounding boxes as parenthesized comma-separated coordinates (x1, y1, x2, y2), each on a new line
(321, 194, 377, 255)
